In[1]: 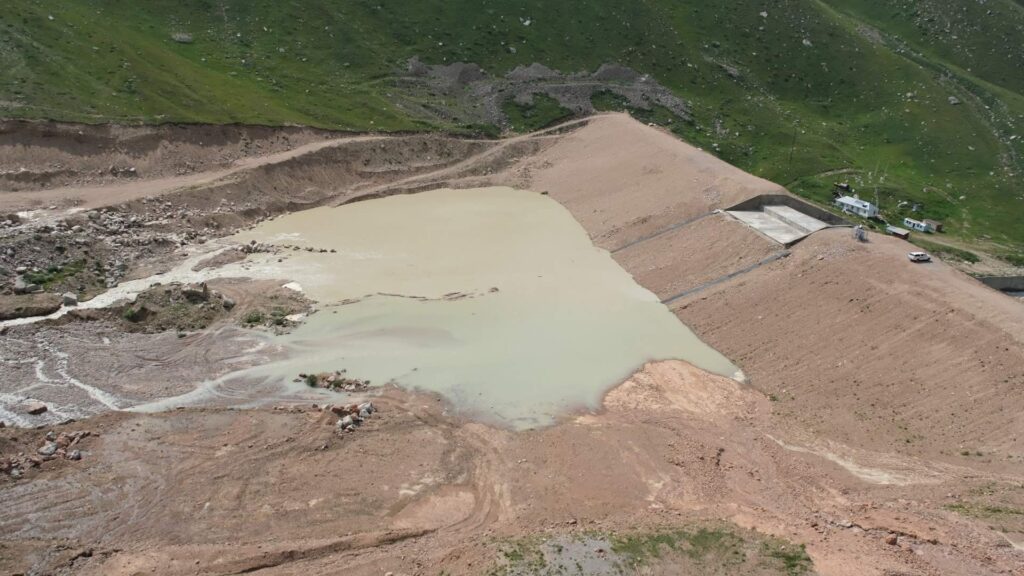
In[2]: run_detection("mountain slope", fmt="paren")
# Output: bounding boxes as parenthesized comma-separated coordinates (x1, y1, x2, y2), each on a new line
(1, 0, 1022, 251)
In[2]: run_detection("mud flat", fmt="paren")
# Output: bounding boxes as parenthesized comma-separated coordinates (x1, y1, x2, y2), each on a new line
(140, 186, 739, 427)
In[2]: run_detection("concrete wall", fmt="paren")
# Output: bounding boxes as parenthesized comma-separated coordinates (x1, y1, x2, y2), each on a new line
(976, 276, 1024, 292)
(725, 194, 851, 226)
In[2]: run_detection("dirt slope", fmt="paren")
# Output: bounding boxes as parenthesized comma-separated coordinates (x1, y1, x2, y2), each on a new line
(0, 121, 343, 194)
(512, 116, 786, 250)
(3, 364, 1019, 576)
(672, 229, 1024, 460)
(1, 113, 1023, 575)
(482, 116, 1024, 464)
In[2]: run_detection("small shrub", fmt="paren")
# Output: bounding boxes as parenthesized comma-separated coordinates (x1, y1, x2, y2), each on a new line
(243, 310, 264, 324)
(998, 252, 1024, 267)
(122, 305, 144, 322)
(761, 540, 813, 575)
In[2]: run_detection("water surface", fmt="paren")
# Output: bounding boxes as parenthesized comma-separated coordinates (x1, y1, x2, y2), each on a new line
(166, 187, 740, 427)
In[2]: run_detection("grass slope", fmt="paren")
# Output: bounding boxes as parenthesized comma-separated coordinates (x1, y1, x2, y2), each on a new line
(1, 0, 1022, 250)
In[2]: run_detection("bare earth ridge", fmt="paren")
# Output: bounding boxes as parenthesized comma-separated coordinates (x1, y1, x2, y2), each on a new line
(1, 114, 1022, 575)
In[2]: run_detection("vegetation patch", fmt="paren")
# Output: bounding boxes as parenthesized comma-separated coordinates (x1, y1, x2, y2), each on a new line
(2, 0, 1022, 251)
(760, 538, 814, 576)
(591, 91, 682, 128)
(996, 252, 1024, 268)
(945, 502, 1024, 519)
(502, 94, 573, 133)
(490, 524, 814, 575)
(23, 260, 86, 289)
(910, 238, 981, 263)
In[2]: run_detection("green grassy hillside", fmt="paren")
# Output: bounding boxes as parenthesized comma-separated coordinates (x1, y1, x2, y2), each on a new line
(2, 0, 1022, 252)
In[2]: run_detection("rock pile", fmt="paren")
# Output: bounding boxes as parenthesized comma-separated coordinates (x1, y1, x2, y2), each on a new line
(2, 430, 92, 479)
(328, 402, 376, 433)
(298, 370, 370, 391)
(239, 240, 276, 254)
(1, 198, 255, 296)
(107, 165, 138, 178)
(119, 281, 236, 331)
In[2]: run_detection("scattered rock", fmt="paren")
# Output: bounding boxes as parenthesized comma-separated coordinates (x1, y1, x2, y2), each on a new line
(62, 292, 78, 306)
(327, 402, 378, 434)
(885, 534, 899, 546)
(239, 240, 275, 254)
(108, 165, 138, 178)
(303, 370, 370, 391)
(25, 401, 48, 415)
(948, 96, 961, 105)
(591, 63, 640, 82)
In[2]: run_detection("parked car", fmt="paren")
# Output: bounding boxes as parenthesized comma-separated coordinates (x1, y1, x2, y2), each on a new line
(907, 251, 931, 263)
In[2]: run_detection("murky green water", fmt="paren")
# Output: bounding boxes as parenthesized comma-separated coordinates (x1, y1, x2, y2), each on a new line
(214, 187, 738, 427)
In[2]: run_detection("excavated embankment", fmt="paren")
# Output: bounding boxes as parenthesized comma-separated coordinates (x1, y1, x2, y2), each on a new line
(1, 114, 1023, 575)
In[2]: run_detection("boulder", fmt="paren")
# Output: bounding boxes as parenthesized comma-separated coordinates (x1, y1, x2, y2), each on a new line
(62, 292, 78, 306)
(336, 414, 361, 431)
(13, 277, 41, 295)
(0, 293, 62, 320)
(37, 441, 58, 456)
(25, 401, 48, 415)
(182, 282, 209, 302)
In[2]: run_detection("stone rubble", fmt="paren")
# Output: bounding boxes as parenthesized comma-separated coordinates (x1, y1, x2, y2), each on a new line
(1, 196, 274, 298)
(327, 402, 377, 433)
(2, 430, 93, 479)
(297, 370, 370, 391)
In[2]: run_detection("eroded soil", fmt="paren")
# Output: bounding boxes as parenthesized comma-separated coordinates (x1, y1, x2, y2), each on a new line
(1, 114, 1022, 575)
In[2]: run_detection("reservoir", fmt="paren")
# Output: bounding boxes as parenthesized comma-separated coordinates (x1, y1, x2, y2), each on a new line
(180, 187, 740, 427)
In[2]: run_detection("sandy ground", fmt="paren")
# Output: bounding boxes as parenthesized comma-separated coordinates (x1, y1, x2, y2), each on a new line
(3, 364, 1021, 575)
(1, 114, 1023, 575)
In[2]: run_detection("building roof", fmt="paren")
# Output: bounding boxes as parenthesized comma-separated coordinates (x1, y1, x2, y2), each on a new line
(886, 226, 910, 234)
(836, 195, 873, 209)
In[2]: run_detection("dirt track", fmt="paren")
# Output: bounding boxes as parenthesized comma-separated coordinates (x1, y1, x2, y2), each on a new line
(1, 114, 1023, 575)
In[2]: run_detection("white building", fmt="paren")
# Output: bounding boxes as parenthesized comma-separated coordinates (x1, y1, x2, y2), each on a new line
(835, 195, 878, 218)
(903, 217, 933, 232)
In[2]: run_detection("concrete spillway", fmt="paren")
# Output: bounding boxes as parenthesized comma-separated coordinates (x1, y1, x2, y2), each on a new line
(727, 205, 830, 245)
